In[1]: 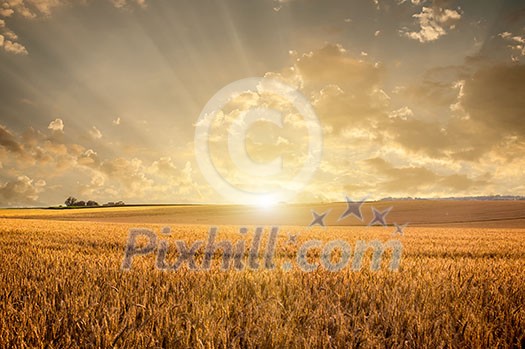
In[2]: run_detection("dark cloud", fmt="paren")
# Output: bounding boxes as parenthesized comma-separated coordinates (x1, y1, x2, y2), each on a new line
(0, 175, 46, 206)
(388, 63, 525, 162)
(0, 124, 23, 153)
(462, 64, 525, 137)
(365, 157, 487, 194)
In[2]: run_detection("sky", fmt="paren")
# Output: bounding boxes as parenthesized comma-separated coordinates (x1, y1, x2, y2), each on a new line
(0, 0, 524, 206)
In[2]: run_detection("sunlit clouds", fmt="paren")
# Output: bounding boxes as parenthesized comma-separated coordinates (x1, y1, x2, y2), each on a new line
(47, 118, 64, 132)
(0, 0, 524, 206)
(401, 6, 462, 43)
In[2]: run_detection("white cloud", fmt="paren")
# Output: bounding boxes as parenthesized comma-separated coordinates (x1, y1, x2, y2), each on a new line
(3, 40, 27, 54)
(402, 6, 461, 43)
(78, 149, 98, 166)
(498, 32, 525, 59)
(112, 117, 121, 125)
(85, 149, 96, 156)
(389, 106, 414, 120)
(48, 118, 64, 132)
(499, 32, 512, 39)
(450, 80, 466, 113)
(89, 126, 102, 139)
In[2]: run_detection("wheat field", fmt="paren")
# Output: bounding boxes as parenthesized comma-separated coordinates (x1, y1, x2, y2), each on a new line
(0, 203, 524, 348)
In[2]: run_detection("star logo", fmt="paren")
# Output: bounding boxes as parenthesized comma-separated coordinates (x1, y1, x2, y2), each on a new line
(287, 233, 298, 244)
(338, 196, 367, 222)
(393, 222, 408, 235)
(309, 209, 331, 227)
(368, 206, 392, 226)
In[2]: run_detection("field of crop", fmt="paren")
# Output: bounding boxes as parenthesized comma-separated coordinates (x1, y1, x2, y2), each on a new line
(0, 202, 524, 348)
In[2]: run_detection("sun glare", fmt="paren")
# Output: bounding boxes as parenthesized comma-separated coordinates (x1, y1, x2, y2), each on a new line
(253, 195, 277, 209)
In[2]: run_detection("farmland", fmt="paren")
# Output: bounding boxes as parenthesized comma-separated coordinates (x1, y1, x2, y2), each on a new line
(0, 201, 524, 348)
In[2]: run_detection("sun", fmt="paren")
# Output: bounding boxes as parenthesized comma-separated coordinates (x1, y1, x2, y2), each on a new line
(252, 194, 278, 209)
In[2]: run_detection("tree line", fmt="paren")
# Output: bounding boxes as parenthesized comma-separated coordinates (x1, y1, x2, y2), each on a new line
(64, 197, 125, 207)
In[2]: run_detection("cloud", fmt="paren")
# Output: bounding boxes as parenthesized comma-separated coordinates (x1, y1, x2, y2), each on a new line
(110, 0, 148, 9)
(365, 157, 486, 194)
(99, 157, 152, 197)
(388, 106, 413, 120)
(150, 157, 178, 177)
(290, 44, 384, 132)
(0, 8, 14, 17)
(3, 0, 64, 19)
(204, 42, 520, 199)
(110, 0, 127, 8)
(461, 64, 525, 138)
(89, 126, 102, 139)
(77, 149, 99, 166)
(386, 63, 525, 163)
(0, 175, 46, 206)
(0, 124, 23, 153)
(402, 6, 461, 43)
(397, 0, 427, 6)
(112, 117, 121, 125)
(48, 118, 64, 132)
(0, 121, 205, 204)
(3, 39, 27, 54)
(0, 123, 95, 179)
(178, 161, 196, 195)
(498, 32, 525, 61)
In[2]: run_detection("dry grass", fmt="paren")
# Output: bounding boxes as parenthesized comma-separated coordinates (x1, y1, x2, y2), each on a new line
(3, 200, 525, 227)
(0, 208, 524, 348)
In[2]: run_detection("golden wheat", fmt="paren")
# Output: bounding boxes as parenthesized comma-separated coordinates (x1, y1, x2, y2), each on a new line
(0, 214, 523, 348)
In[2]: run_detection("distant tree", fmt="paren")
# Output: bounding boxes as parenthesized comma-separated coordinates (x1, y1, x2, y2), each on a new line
(65, 196, 77, 206)
(115, 201, 125, 206)
(86, 200, 99, 207)
(75, 201, 86, 207)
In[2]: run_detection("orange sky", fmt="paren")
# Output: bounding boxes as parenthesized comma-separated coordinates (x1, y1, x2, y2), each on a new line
(0, 0, 524, 206)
